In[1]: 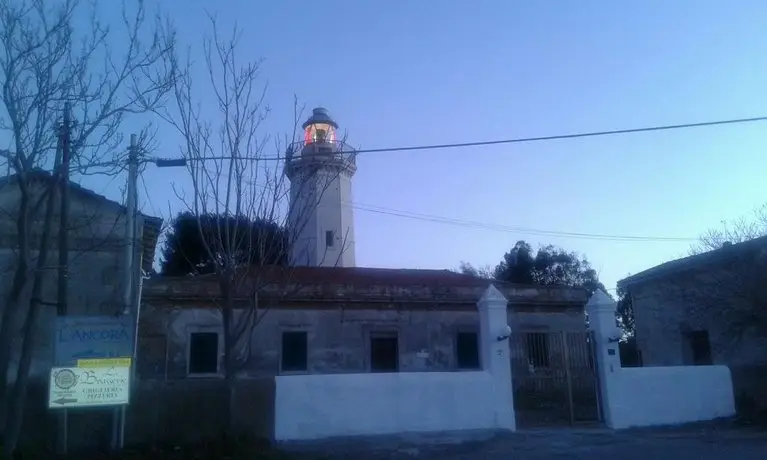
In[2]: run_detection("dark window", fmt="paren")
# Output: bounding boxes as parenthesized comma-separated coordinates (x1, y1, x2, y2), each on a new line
(370, 332, 399, 372)
(281, 331, 308, 372)
(525, 332, 550, 368)
(456, 332, 480, 369)
(188, 332, 219, 374)
(325, 230, 335, 248)
(690, 330, 712, 365)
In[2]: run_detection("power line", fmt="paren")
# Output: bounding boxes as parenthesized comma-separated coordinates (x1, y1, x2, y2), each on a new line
(240, 181, 698, 242)
(348, 201, 697, 243)
(190, 115, 767, 162)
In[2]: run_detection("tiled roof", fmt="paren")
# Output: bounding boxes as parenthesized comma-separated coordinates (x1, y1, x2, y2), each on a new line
(0, 168, 162, 272)
(143, 265, 589, 307)
(618, 235, 767, 288)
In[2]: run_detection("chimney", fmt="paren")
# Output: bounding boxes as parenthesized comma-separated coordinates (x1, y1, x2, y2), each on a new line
(722, 241, 733, 248)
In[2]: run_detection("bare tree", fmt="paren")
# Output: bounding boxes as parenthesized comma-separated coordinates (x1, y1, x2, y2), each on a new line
(677, 203, 767, 344)
(0, 0, 176, 452)
(160, 15, 350, 431)
(691, 203, 767, 255)
(457, 261, 495, 279)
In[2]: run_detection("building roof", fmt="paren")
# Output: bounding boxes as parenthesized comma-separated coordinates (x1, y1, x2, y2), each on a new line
(143, 265, 589, 308)
(0, 168, 163, 273)
(618, 235, 767, 289)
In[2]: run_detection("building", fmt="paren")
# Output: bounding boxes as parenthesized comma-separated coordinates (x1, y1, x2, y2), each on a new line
(285, 107, 356, 267)
(139, 267, 594, 425)
(618, 237, 767, 411)
(0, 170, 161, 380)
(0, 170, 163, 450)
(136, 108, 600, 433)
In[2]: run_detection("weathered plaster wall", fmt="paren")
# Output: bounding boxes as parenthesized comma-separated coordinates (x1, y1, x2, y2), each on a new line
(137, 305, 586, 380)
(0, 186, 150, 381)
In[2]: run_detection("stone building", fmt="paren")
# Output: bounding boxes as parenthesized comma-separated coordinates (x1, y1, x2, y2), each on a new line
(618, 237, 767, 411)
(139, 267, 588, 377)
(0, 170, 161, 379)
(138, 266, 594, 428)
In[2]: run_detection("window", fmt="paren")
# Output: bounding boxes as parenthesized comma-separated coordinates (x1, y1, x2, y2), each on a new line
(456, 331, 480, 369)
(689, 330, 712, 365)
(281, 331, 308, 372)
(525, 332, 550, 368)
(325, 230, 335, 248)
(188, 332, 219, 375)
(370, 332, 399, 372)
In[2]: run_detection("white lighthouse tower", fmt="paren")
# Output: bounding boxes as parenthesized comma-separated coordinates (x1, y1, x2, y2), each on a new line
(285, 107, 357, 267)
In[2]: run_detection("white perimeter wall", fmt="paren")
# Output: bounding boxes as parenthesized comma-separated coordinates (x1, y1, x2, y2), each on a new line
(607, 365, 735, 429)
(274, 371, 503, 441)
(588, 291, 736, 430)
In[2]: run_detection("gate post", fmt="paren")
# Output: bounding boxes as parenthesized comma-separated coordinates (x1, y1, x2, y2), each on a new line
(586, 290, 623, 429)
(477, 284, 516, 431)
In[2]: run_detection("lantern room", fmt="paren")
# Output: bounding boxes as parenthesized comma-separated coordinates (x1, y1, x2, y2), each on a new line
(303, 107, 338, 144)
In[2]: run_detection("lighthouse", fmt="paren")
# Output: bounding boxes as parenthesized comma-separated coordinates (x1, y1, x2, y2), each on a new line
(285, 107, 357, 267)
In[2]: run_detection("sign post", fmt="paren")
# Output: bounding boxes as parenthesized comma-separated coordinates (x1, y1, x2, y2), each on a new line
(52, 317, 135, 450)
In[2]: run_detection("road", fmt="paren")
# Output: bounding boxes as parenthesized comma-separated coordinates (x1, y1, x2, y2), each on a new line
(287, 425, 767, 459)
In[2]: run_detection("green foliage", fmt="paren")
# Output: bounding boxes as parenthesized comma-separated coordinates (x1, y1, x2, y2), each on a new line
(616, 284, 635, 336)
(160, 212, 289, 276)
(462, 240, 606, 295)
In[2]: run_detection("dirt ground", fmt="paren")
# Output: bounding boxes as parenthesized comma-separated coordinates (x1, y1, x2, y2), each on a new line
(285, 424, 767, 460)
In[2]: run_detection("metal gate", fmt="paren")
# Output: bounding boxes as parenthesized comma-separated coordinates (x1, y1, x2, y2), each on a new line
(510, 330, 601, 427)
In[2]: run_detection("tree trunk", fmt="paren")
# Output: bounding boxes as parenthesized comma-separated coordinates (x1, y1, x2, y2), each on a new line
(3, 177, 57, 456)
(0, 183, 32, 434)
(220, 277, 236, 435)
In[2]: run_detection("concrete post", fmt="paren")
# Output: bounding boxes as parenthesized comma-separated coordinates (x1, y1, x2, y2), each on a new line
(477, 284, 516, 431)
(586, 290, 623, 428)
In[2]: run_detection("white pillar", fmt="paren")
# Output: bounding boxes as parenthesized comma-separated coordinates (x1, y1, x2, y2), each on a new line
(586, 290, 624, 429)
(477, 284, 516, 431)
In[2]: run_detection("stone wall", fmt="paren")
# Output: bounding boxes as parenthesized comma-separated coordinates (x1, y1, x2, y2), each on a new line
(136, 305, 587, 380)
(631, 278, 767, 412)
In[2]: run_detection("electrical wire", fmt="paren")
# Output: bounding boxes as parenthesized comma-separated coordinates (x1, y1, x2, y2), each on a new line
(140, 173, 160, 219)
(347, 201, 696, 242)
(187, 115, 767, 162)
(236, 181, 697, 243)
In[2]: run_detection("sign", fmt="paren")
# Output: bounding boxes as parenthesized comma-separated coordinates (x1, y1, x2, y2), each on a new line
(77, 358, 132, 368)
(55, 316, 135, 366)
(48, 366, 130, 409)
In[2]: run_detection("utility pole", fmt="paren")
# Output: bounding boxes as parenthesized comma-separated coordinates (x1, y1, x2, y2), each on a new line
(112, 137, 185, 450)
(55, 102, 71, 456)
(112, 134, 138, 451)
(123, 135, 138, 317)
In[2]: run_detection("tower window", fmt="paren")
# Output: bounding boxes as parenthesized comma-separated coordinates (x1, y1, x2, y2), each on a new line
(325, 230, 335, 248)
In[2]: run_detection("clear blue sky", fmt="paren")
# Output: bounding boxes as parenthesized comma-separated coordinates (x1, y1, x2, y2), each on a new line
(83, 0, 767, 291)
